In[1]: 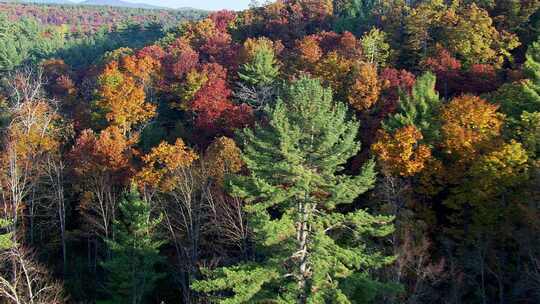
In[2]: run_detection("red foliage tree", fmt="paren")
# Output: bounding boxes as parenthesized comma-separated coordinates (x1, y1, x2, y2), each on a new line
(423, 47, 501, 96)
(209, 10, 236, 32)
(189, 64, 253, 141)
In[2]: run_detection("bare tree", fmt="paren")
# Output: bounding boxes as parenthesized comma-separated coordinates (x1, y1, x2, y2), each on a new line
(152, 160, 250, 303)
(3, 67, 44, 109)
(159, 164, 210, 304)
(234, 81, 278, 112)
(207, 190, 250, 259)
(375, 174, 446, 304)
(43, 155, 67, 274)
(0, 245, 64, 304)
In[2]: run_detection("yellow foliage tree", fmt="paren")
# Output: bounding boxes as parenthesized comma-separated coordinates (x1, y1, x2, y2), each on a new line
(347, 62, 381, 111)
(440, 95, 503, 161)
(137, 139, 199, 192)
(372, 125, 432, 177)
(444, 141, 529, 237)
(314, 51, 351, 92)
(204, 136, 243, 184)
(95, 60, 157, 134)
(444, 4, 520, 67)
(240, 37, 283, 64)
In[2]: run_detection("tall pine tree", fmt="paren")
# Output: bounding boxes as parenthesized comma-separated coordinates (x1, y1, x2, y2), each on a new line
(238, 46, 279, 87)
(193, 77, 394, 303)
(384, 71, 441, 142)
(237, 46, 280, 110)
(101, 186, 165, 304)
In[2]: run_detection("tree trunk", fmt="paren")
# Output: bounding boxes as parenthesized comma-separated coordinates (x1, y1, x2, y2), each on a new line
(297, 200, 311, 304)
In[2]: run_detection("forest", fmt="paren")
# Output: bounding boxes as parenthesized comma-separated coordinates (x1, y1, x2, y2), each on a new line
(0, 0, 539, 303)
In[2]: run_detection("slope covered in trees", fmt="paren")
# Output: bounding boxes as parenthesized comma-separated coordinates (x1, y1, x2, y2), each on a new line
(0, 2, 206, 33)
(0, 0, 539, 303)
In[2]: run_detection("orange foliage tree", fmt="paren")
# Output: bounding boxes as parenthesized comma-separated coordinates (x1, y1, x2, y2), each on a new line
(94, 54, 159, 135)
(347, 62, 381, 111)
(69, 126, 135, 239)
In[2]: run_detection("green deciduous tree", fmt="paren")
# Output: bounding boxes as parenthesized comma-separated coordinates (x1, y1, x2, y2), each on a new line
(361, 27, 391, 67)
(193, 77, 394, 303)
(0, 218, 13, 250)
(487, 39, 540, 119)
(444, 3, 520, 67)
(514, 111, 540, 160)
(101, 186, 165, 304)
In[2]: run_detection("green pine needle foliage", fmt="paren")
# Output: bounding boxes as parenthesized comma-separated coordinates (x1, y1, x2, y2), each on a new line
(239, 47, 280, 87)
(384, 71, 441, 142)
(192, 76, 395, 303)
(101, 185, 165, 304)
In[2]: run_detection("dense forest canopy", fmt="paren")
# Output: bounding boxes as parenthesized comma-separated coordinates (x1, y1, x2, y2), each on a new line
(0, 0, 539, 303)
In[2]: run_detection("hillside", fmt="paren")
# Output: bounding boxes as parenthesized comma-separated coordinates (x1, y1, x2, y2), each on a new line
(79, 0, 166, 9)
(0, 2, 206, 33)
(2, 0, 174, 9)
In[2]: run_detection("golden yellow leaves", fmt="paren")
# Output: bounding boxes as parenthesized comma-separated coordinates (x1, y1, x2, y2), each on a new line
(347, 63, 381, 111)
(372, 125, 432, 177)
(440, 95, 503, 160)
(313, 51, 351, 91)
(181, 18, 219, 48)
(136, 136, 243, 192)
(5, 100, 63, 163)
(295, 33, 381, 112)
(137, 139, 199, 192)
(96, 55, 160, 134)
(204, 136, 243, 184)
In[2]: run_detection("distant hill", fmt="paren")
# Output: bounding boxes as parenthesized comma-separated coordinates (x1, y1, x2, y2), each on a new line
(0, 1, 207, 34)
(0, 0, 185, 10)
(79, 0, 166, 10)
(5, 0, 76, 4)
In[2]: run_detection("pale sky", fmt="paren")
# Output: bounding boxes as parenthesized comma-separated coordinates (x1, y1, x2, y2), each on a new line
(132, 0, 253, 10)
(70, 0, 253, 10)
(143, 0, 250, 10)
(162, 0, 252, 10)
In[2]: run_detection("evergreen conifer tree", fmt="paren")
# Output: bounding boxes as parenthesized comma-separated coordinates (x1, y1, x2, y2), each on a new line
(384, 72, 441, 142)
(101, 186, 165, 304)
(237, 46, 280, 110)
(192, 77, 394, 303)
(238, 47, 279, 87)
